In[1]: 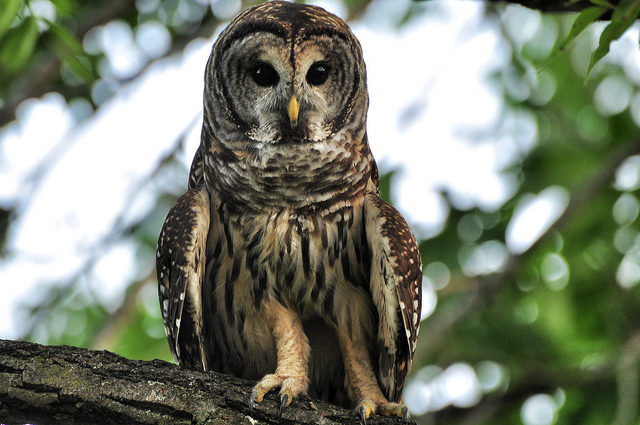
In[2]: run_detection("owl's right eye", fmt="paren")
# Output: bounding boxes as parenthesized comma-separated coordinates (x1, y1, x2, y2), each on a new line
(251, 63, 279, 87)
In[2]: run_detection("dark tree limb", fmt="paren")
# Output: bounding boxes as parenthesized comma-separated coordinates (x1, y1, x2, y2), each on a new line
(0, 339, 414, 425)
(483, 0, 619, 13)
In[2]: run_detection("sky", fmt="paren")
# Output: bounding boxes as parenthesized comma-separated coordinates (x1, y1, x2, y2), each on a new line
(1, 0, 637, 420)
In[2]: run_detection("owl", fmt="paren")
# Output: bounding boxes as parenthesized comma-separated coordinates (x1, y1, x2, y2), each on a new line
(157, 1, 422, 422)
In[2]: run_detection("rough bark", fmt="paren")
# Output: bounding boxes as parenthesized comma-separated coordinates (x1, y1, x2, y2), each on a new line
(0, 339, 414, 425)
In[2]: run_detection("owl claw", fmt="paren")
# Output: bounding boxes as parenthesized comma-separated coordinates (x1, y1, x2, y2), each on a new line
(359, 405, 368, 425)
(358, 402, 374, 425)
(279, 392, 291, 417)
(249, 373, 305, 417)
(248, 389, 260, 415)
(356, 399, 407, 423)
(378, 402, 408, 420)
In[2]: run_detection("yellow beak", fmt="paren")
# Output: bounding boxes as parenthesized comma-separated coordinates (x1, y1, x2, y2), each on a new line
(287, 95, 299, 127)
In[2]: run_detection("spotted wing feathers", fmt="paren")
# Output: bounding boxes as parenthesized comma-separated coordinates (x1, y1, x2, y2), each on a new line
(364, 192, 422, 403)
(157, 185, 210, 370)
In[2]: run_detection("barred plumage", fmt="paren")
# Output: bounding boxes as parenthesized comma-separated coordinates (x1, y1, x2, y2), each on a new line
(157, 1, 422, 422)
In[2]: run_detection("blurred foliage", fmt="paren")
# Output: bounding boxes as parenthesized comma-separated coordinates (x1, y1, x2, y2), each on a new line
(1, 1, 640, 425)
(548, 0, 640, 79)
(415, 5, 640, 425)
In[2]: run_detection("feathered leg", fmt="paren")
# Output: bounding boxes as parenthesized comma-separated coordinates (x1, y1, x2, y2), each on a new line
(249, 301, 310, 415)
(338, 330, 407, 423)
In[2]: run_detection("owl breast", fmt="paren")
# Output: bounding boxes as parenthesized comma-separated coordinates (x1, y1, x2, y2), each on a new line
(200, 180, 376, 395)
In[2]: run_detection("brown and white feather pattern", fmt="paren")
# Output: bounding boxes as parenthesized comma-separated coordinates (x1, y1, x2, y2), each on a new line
(364, 192, 422, 401)
(157, 1, 422, 418)
(157, 186, 210, 370)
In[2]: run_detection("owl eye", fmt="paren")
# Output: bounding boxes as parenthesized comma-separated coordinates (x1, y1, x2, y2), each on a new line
(251, 63, 279, 87)
(306, 62, 330, 86)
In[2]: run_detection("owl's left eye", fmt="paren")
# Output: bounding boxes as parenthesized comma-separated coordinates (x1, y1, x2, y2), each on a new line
(251, 63, 279, 87)
(306, 62, 330, 86)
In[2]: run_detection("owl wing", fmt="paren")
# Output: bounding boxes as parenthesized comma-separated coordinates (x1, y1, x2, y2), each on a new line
(364, 192, 422, 403)
(188, 145, 205, 190)
(157, 185, 210, 370)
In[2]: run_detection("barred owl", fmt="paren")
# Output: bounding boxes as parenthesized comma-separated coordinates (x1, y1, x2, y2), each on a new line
(157, 1, 422, 422)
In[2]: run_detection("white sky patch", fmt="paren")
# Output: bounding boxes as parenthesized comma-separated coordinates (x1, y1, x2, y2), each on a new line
(10, 40, 210, 257)
(0, 93, 76, 204)
(89, 240, 141, 313)
(506, 186, 570, 255)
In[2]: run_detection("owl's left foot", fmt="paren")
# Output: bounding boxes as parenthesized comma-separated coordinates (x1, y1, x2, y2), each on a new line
(358, 399, 409, 424)
(379, 401, 409, 421)
(248, 373, 306, 416)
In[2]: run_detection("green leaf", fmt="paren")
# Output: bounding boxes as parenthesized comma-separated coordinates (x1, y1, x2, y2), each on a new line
(587, 0, 640, 79)
(589, 0, 615, 8)
(47, 21, 93, 82)
(618, 0, 640, 19)
(541, 6, 605, 73)
(64, 56, 93, 82)
(49, 0, 80, 16)
(0, 16, 39, 74)
(0, 0, 21, 40)
(556, 7, 606, 55)
(48, 21, 83, 55)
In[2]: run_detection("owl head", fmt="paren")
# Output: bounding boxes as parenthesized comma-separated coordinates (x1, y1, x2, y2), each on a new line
(203, 1, 368, 147)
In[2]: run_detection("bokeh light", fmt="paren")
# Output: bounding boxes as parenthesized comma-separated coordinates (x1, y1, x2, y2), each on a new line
(521, 393, 560, 425)
(506, 186, 570, 254)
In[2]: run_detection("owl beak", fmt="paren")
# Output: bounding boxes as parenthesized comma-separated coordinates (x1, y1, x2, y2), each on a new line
(287, 95, 299, 127)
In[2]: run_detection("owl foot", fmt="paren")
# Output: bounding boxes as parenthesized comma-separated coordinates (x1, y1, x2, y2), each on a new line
(357, 399, 409, 424)
(358, 400, 375, 425)
(379, 401, 409, 421)
(248, 373, 305, 416)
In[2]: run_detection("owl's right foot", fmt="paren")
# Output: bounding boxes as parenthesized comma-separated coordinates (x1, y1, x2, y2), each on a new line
(248, 373, 307, 416)
(248, 302, 310, 417)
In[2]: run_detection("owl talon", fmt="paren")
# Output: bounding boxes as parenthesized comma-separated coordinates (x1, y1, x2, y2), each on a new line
(359, 405, 368, 425)
(249, 373, 306, 417)
(249, 384, 272, 415)
(358, 401, 374, 425)
(248, 389, 260, 415)
(378, 402, 408, 419)
(279, 392, 291, 417)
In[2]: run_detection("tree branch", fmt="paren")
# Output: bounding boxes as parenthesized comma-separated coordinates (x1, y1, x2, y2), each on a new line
(483, 0, 619, 14)
(0, 339, 414, 425)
